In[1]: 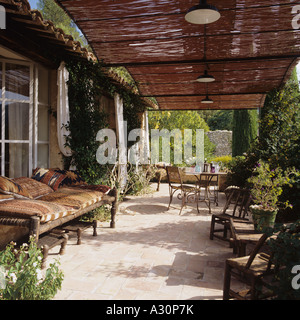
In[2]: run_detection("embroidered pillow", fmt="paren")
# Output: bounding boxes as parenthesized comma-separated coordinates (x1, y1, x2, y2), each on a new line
(0, 176, 31, 199)
(31, 167, 49, 180)
(31, 168, 66, 191)
(53, 169, 87, 187)
(13, 177, 54, 199)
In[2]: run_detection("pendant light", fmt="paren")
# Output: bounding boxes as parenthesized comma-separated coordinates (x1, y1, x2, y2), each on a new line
(185, 0, 220, 25)
(196, 69, 215, 82)
(197, 25, 215, 82)
(201, 94, 214, 103)
(201, 83, 214, 104)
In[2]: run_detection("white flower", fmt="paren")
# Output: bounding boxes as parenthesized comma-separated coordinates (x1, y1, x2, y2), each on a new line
(36, 269, 43, 282)
(10, 273, 17, 283)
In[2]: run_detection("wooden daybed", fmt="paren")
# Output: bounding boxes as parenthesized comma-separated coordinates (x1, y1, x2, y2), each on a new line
(0, 169, 118, 243)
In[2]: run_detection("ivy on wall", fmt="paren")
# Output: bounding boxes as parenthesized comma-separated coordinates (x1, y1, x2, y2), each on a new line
(64, 59, 148, 184)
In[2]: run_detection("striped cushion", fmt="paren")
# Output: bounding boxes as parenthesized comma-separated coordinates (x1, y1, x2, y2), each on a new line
(39, 187, 103, 210)
(74, 184, 111, 194)
(0, 199, 76, 223)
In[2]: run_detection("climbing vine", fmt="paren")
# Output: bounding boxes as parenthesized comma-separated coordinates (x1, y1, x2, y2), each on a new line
(64, 59, 148, 184)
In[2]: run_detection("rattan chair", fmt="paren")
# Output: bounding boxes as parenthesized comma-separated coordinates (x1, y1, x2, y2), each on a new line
(166, 166, 200, 215)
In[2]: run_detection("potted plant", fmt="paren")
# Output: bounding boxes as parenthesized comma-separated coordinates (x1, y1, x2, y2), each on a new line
(247, 161, 295, 231)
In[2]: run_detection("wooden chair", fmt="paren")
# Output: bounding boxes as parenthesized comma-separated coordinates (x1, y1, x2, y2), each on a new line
(210, 186, 251, 241)
(223, 233, 275, 300)
(166, 166, 200, 215)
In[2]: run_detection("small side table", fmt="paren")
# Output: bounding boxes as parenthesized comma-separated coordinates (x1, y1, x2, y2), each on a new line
(59, 219, 98, 245)
(37, 232, 69, 269)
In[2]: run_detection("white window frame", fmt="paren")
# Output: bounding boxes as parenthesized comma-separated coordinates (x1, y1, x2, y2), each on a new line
(33, 64, 50, 170)
(0, 58, 50, 177)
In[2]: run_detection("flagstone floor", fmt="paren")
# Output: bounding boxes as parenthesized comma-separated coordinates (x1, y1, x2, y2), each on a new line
(51, 183, 240, 300)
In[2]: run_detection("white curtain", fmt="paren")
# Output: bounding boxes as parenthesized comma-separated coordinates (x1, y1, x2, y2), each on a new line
(114, 93, 127, 189)
(8, 103, 29, 177)
(143, 110, 150, 164)
(57, 61, 72, 157)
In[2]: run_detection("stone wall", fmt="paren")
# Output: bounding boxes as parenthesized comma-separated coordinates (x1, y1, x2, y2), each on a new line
(206, 130, 232, 157)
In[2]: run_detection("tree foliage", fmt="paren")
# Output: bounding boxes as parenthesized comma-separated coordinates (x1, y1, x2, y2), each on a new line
(232, 109, 258, 156)
(259, 68, 300, 169)
(207, 110, 233, 131)
(228, 68, 300, 221)
(37, 0, 88, 47)
(148, 110, 215, 163)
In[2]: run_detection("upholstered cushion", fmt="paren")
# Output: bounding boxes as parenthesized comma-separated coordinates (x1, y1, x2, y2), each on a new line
(39, 187, 103, 210)
(0, 176, 31, 199)
(0, 194, 14, 201)
(13, 177, 54, 199)
(74, 184, 111, 194)
(38, 192, 82, 210)
(31, 168, 66, 191)
(0, 199, 76, 223)
(53, 169, 87, 187)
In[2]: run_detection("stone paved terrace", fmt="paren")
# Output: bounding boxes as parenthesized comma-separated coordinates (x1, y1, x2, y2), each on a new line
(51, 183, 242, 300)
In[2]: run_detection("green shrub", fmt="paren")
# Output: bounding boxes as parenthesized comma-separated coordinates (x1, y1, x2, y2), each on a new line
(0, 237, 64, 300)
(210, 155, 232, 169)
(267, 221, 300, 300)
(226, 152, 258, 187)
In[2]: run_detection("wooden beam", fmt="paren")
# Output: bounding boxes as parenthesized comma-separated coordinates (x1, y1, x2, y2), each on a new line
(104, 54, 300, 68)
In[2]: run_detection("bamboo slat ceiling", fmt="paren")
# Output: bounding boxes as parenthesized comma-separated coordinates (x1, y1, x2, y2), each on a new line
(55, 0, 300, 110)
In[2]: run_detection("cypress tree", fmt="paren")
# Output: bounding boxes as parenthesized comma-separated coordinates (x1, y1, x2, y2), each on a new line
(232, 109, 258, 156)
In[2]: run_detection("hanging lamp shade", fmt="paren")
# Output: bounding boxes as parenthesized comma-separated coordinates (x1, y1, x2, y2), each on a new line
(201, 94, 214, 104)
(196, 69, 215, 82)
(185, 0, 220, 25)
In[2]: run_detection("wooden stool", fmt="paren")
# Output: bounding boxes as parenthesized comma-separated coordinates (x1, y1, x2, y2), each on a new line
(59, 220, 97, 245)
(37, 232, 69, 269)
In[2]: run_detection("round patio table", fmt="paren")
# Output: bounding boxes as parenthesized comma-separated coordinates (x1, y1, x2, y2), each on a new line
(185, 171, 227, 214)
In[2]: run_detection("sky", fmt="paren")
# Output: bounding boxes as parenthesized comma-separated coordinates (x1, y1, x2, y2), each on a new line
(28, 0, 38, 9)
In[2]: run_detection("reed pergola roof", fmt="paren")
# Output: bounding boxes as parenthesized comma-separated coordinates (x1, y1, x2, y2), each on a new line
(56, 0, 300, 110)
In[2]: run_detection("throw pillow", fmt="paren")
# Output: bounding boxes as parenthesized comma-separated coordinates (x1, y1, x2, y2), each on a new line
(53, 169, 87, 187)
(13, 177, 54, 199)
(31, 168, 66, 191)
(0, 176, 31, 199)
